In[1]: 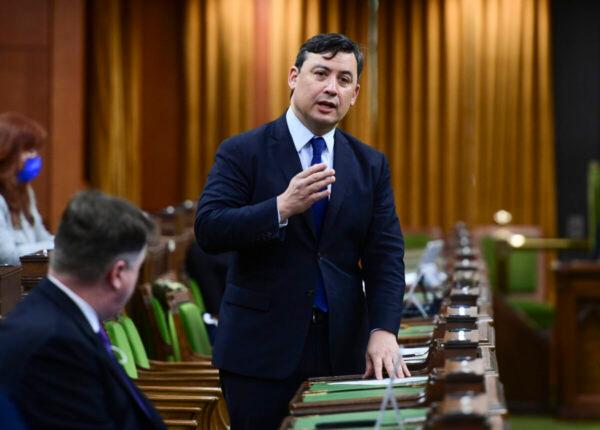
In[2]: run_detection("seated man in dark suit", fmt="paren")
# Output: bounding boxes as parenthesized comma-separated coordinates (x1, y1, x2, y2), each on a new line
(0, 190, 165, 430)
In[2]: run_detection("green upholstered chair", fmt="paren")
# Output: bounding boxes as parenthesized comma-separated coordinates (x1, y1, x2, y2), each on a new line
(150, 297, 181, 361)
(178, 302, 212, 356)
(119, 315, 151, 370)
(403, 232, 433, 250)
(187, 278, 207, 315)
(480, 235, 538, 294)
(104, 320, 138, 379)
(478, 228, 554, 330)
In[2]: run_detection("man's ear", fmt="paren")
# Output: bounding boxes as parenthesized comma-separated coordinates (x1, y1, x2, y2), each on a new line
(106, 259, 127, 291)
(288, 66, 299, 90)
(350, 82, 360, 106)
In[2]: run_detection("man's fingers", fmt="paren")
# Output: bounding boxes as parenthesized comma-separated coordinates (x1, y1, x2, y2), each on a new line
(309, 189, 330, 204)
(401, 359, 411, 377)
(363, 357, 373, 379)
(305, 168, 335, 184)
(384, 356, 396, 379)
(373, 356, 384, 380)
(296, 163, 328, 178)
(306, 177, 335, 195)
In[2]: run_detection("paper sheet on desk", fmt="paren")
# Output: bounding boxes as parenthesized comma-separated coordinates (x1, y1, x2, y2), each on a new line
(405, 271, 418, 286)
(402, 346, 429, 356)
(329, 376, 428, 387)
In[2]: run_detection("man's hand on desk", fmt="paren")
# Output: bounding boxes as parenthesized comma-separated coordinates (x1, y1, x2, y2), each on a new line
(363, 330, 411, 380)
(276, 163, 335, 222)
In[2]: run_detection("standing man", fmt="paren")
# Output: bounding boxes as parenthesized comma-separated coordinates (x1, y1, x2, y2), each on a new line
(196, 33, 408, 429)
(0, 190, 165, 430)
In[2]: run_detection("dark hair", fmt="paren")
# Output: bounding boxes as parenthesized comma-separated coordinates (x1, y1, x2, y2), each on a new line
(294, 33, 364, 78)
(0, 112, 47, 227)
(50, 190, 155, 283)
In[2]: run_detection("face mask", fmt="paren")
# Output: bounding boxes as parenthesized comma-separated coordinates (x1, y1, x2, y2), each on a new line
(17, 155, 42, 183)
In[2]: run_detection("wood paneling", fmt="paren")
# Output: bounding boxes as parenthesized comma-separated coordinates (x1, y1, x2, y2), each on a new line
(0, 0, 48, 47)
(0, 0, 85, 230)
(49, 0, 86, 226)
(554, 261, 600, 418)
(140, 0, 185, 211)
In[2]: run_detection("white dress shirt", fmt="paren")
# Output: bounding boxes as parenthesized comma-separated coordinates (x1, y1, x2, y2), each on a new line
(48, 274, 100, 333)
(277, 107, 336, 226)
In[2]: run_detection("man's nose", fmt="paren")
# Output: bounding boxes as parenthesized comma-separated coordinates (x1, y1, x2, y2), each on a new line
(323, 76, 338, 94)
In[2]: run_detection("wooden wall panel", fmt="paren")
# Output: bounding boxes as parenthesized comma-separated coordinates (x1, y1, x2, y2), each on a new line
(49, 0, 86, 226)
(0, 0, 85, 230)
(0, 0, 48, 46)
(140, 0, 185, 211)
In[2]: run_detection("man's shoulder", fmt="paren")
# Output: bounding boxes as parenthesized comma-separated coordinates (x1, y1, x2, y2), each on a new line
(336, 128, 386, 162)
(219, 116, 283, 153)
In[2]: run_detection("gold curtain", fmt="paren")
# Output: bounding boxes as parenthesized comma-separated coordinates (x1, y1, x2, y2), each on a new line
(182, 0, 370, 198)
(182, 0, 255, 199)
(180, 0, 556, 234)
(88, 0, 142, 203)
(377, 0, 556, 234)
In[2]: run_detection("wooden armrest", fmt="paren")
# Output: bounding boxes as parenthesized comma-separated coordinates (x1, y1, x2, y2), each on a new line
(139, 368, 219, 377)
(139, 385, 222, 397)
(505, 236, 589, 251)
(137, 374, 220, 387)
(155, 406, 201, 420)
(149, 359, 213, 370)
(162, 418, 198, 429)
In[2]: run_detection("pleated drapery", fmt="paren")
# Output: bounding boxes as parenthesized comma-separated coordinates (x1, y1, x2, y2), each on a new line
(88, 0, 556, 234)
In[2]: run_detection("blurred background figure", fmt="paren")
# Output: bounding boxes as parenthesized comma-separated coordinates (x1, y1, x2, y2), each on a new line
(0, 112, 53, 265)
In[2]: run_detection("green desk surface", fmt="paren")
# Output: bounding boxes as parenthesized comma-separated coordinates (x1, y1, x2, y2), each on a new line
(292, 407, 428, 429)
(309, 376, 429, 393)
(397, 324, 434, 339)
(303, 386, 425, 403)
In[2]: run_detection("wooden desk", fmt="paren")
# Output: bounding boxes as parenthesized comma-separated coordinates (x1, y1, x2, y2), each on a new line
(554, 260, 600, 418)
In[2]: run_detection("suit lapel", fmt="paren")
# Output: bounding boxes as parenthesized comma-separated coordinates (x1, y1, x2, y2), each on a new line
(97, 346, 163, 426)
(269, 115, 317, 239)
(40, 279, 162, 427)
(321, 130, 353, 238)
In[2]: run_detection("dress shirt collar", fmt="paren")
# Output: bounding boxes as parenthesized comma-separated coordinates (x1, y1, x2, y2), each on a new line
(286, 107, 335, 154)
(48, 274, 101, 333)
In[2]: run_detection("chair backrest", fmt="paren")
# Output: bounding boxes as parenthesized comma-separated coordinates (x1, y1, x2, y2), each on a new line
(178, 302, 213, 356)
(150, 297, 181, 361)
(104, 321, 138, 379)
(188, 278, 207, 315)
(475, 225, 543, 295)
(118, 315, 150, 369)
(167, 311, 182, 361)
(403, 232, 433, 250)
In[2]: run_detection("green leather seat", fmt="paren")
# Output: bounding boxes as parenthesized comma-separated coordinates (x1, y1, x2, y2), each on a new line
(118, 315, 150, 370)
(178, 302, 212, 356)
(104, 320, 138, 379)
(150, 297, 181, 361)
(480, 233, 554, 330)
(188, 278, 207, 315)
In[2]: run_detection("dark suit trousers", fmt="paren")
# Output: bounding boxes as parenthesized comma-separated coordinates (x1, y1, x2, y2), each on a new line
(220, 312, 332, 430)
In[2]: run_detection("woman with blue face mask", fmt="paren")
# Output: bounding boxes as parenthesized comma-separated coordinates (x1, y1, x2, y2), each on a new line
(0, 112, 54, 265)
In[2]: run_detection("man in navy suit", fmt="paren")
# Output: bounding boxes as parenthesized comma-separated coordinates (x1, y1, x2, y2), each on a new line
(0, 190, 165, 430)
(196, 33, 409, 429)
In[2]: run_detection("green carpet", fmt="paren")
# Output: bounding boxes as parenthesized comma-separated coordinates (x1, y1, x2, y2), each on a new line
(510, 415, 600, 430)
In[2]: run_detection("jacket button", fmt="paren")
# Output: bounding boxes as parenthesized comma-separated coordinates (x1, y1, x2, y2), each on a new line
(306, 289, 315, 297)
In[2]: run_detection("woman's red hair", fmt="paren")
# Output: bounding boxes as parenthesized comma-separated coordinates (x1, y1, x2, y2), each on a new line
(0, 112, 46, 227)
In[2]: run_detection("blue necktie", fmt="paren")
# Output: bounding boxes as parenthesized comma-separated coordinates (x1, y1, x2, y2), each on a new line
(310, 137, 329, 312)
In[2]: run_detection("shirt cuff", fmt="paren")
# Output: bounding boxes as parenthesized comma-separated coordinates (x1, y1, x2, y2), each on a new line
(277, 203, 288, 228)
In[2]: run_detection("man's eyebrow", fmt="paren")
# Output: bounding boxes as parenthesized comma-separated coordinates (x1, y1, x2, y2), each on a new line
(311, 64, 355, 80)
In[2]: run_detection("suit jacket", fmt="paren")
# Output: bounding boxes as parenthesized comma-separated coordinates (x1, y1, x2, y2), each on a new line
(0, 278, 165, 430)
(196, 114, 405, 380)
